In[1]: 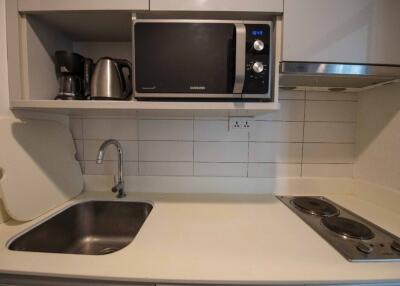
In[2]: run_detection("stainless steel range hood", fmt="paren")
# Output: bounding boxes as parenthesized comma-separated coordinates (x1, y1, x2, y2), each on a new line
(279, 62, 400, 91)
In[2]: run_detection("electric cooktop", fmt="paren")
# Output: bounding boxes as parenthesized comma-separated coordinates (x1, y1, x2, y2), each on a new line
(278, 196, 400, 262)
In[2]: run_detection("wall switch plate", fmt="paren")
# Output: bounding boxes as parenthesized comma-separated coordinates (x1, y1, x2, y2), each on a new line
(229, 117, 253, 131)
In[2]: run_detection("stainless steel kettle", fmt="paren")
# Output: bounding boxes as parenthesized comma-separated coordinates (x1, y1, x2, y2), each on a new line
(90, 58, 132, 100)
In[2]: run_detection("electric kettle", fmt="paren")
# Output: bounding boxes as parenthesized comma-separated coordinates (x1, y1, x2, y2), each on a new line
(90, 58, 132, 100)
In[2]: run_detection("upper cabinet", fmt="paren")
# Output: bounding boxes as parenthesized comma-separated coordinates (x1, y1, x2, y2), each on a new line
(283, 0, 400, 65)
(18, 0, 149, 12)
(150, 0, 283, 12)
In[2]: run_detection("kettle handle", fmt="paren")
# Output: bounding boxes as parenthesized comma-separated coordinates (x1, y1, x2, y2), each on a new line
(116, 59, 132, 98)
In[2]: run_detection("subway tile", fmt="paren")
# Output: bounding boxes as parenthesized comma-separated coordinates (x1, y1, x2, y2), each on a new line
(302, 164, 353, 178)
(69, 118, 83, 139)
(73, 140, 84, 161)
(278, 89, 305, 100)
(306, 91, 358, 101)
(194, 120, 248, 142)
(303, 143, 354, 163)
(250, 121, 303, 142)
(254, 100, 305, 121)
(249, 143, 302, 163)
(84, 161, 138, 176)
(304, 122, 355, 143)
(248, 163, 301, 177)
(194, 163, 247, 177)
(84, 140, 138, 161)
(83, 118, 137, 140)
(139, 141, 193, 162)
(139, 162, 193, 176)
(305, 101, 357, 122)
(139, 119, 193, 140)
(194, 142, 248, 162)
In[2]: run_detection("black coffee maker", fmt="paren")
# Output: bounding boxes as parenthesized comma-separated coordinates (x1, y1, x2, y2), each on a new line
(54, 51, 93, 100)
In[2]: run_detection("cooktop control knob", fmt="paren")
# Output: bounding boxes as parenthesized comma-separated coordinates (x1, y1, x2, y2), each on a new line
(391, 241, 400, 252)
(253, 39, 264, 52)
(356, 242, 374, 254)
(252, 62, 264, 74)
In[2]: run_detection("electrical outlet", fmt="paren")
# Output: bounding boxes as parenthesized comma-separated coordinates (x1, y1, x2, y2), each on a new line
(229, 117, 253, 131)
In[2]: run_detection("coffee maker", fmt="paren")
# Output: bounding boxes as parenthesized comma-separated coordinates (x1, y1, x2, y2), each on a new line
(54, 51, 93, 100)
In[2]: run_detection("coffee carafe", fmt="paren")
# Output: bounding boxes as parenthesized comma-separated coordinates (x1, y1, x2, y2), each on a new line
(54, 51, 93, 100)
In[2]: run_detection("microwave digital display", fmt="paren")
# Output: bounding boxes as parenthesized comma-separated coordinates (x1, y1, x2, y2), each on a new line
(251, 30, 264, 36)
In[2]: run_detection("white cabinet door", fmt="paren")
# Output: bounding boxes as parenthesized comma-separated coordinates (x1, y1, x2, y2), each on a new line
(283, 0, 400, 64)
(150, 0, 283, 12)
(18, 0, 149, 11)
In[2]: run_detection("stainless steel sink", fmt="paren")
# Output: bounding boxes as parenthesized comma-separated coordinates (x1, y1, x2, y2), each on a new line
(8, 201, 153, 255)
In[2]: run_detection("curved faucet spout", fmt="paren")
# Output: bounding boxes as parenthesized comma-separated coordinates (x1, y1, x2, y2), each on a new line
(96, 139, 126, 198)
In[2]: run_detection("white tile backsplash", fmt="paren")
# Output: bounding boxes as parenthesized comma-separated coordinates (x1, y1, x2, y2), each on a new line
(139, 141, 193, 162)
(302, 164, 353, 178)
(305, 101, 357, 122)
(249, 143, 303, 163)
(194, 120, 247, 142)
(70, 90, 358, 178)
(250, 121, 303, 142)
(194, 163, 247, 177)
(139, 162, 193, 176)
(248, 163, 301, 178)
(194, 142, 248, 162)
(254, 100, 305, 121)
(83, 118, 137, 140)
(303, 143, 354, 164)
(84, 161, 139, 176)
(304, 122, 355, 143)
(84, 140, 138, 161)
(139, 119, 193, 141)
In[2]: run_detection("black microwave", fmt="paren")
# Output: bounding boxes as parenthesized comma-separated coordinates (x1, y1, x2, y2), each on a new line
(132, 19, 273, 100)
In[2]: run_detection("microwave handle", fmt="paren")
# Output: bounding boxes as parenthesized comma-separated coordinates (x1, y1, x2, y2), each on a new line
(233, 23, 246, 94)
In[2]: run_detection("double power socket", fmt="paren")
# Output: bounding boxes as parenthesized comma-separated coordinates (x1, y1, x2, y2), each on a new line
(228, 117, 254, 132)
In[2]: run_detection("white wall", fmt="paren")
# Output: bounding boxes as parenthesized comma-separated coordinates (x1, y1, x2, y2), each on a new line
(0, 0, 10, 118)
(0, 0, 10, 223)
(70, 90, 358, 178)
(354, 83, 400, 190)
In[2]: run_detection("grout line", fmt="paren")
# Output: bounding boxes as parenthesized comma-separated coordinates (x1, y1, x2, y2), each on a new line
(80, 118, 85, 173)
(137, 118, 141, 176)
(82, 160, 352, 165)
(192, 116, 195, 176)
(300, 89, 306, 176)
(81, 139, 355, 143)
(246, 126, 250, 177)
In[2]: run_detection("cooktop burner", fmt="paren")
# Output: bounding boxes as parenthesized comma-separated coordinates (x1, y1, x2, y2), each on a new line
(292, 197, 339, 217)
(322, 216, 375, 240)
(278, 196, 400, 261)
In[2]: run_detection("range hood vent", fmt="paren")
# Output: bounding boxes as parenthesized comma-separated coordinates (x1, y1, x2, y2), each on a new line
(279, 62, 400, 91)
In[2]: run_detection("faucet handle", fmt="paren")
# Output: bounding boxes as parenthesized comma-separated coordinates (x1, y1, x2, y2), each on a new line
(112, 182, 126, 198)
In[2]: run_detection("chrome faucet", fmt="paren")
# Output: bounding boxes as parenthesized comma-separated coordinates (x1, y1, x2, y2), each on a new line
(96, 139, 126, 198)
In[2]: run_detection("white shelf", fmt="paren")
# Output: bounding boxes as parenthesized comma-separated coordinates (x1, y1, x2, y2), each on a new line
(10, 100, 280, 116)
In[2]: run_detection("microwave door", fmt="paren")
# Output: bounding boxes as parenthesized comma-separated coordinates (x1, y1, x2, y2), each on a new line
(134, 22, 245, 96)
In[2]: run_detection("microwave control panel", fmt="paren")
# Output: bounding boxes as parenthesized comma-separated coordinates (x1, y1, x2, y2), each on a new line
(243, 24, 271, 95)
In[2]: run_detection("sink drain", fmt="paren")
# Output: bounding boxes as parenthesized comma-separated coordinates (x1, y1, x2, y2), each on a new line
(98, 247, 118, 255)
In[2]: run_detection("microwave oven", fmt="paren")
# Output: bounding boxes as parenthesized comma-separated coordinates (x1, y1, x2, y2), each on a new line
(132, 19, 273, 100)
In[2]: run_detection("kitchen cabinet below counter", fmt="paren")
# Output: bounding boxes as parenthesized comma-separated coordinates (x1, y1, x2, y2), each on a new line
(17, 0, 149, 12)
(150, 0, 283, 12)
(283, 0, 400, 65)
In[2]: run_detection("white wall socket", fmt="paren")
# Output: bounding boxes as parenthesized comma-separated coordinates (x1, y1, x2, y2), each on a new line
(229, 117, 253, 131)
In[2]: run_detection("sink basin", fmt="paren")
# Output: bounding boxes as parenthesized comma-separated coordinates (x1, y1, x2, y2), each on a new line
(8, 201, 153, 255)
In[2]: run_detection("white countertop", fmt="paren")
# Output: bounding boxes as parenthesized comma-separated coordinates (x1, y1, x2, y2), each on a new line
(0, 178, 400, 285)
